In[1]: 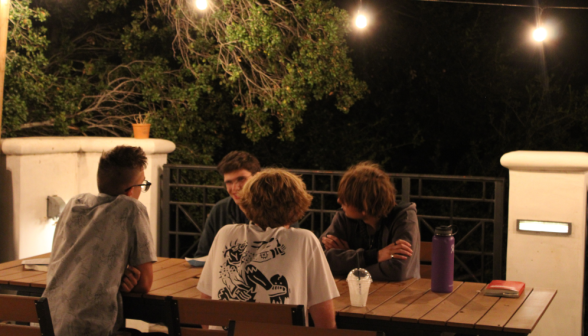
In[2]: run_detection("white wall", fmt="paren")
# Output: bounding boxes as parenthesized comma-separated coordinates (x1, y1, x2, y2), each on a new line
(501, 150, 588, 336)
(0, 137, 175, 262)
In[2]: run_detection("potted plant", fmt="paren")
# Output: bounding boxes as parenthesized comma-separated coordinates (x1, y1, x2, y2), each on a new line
(132, 112, 152, 139)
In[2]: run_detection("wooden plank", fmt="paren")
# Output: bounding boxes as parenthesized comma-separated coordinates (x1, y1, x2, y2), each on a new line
(0, 261, 25, 272)
(447, 284, 500, 328)
(366, 278, 432, 320)
(153, 258, 185, 272)
(332, 279, 351, 312)
(0, 266, 25, 277)
(151, 268, 202, 290)
(147, 278, 200, 297)
(0, 270, 45, 284)
(173, 285, 202, 298)
(503, 288, 557, 333)
(152, 262, 193, 280)
(9, 273, 48, 287)
(339, 278, 417, 318)
(475, 287, 533, 331)
(420, 282, 486, 326)
(393, 281, 463, 323)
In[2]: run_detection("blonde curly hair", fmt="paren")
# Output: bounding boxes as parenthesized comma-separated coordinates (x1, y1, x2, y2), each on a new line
(239, 168, 313, 229)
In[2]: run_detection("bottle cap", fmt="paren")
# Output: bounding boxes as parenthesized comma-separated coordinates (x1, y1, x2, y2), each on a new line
(434, 225, 455, 236)
(346, 268, 372, 282)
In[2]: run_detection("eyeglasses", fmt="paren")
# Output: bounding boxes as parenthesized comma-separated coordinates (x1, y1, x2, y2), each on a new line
(124, 180, 152, 193)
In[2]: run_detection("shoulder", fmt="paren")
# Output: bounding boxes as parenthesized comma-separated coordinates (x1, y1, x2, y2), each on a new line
(388, 202, 417, 219)
(209, 196, 233, 213)
(217, 223, 246, 236)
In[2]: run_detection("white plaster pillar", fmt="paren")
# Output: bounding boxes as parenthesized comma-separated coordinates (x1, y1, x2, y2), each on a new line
(0, 137, 175, 262)
(501, 150, 588, 336)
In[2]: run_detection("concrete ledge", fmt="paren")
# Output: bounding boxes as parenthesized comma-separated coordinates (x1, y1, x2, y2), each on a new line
(501, 150, 588, 172)
(0, 137, 176, 155)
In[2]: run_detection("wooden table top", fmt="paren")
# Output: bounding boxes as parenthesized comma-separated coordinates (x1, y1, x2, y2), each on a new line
(0, 255, 556, 335)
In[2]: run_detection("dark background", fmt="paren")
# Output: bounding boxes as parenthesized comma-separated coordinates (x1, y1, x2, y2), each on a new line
(219, 0, 588, 177)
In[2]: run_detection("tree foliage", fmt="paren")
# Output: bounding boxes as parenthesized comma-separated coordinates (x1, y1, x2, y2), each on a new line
(3, 0, 366, 162)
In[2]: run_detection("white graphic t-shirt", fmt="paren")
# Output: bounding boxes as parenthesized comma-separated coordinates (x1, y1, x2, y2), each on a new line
(198, 224, 339, 314)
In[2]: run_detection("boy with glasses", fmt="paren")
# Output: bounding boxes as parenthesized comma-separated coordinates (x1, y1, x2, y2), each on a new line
(43, 145, 158, 336)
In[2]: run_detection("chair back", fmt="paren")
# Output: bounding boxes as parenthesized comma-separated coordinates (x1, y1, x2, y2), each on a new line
(172, 297, 304, 336)
(420, 241, 432, 278)
(0, 294, 54, 336)
(227, 320, 385, 336)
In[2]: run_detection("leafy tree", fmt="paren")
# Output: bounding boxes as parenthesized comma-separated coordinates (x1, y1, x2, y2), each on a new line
(3, 0, 366, 163)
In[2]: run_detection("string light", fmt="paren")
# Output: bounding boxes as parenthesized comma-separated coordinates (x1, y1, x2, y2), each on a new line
(195, 0, 207, 10)
(355, 0, 368, 29)
(355, 14, 367, 29)
(533, 27, 547, 42)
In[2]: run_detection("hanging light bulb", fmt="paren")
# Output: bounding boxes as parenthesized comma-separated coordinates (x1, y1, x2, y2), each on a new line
(195, 0, 208, 10)
(533, 27, 547, 42)
(355, 14, 367, 29)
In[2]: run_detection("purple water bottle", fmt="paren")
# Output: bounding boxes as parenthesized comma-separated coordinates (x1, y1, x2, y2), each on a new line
(431, 225, 455, 293)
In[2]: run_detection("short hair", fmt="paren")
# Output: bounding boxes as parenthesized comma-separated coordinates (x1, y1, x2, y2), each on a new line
(217, 151, 261, 175)
(240, 168, 313, 230)
(97, 146, 147, 196)
(338, 162, 397, 218)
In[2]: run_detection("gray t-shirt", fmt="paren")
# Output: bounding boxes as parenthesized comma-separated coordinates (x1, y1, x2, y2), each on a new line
(42, 193, 157, 336)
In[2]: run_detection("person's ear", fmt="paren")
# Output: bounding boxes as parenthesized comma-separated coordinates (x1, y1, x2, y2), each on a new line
(124, 188, 133, 197)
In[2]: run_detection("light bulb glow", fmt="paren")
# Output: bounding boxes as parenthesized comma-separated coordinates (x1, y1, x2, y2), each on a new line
(533, 27, 547, 42)
(355, 14, 367, 29)
(196, 0, 208, 10)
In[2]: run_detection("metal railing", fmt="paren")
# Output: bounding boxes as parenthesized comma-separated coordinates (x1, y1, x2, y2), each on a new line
(160, 164, 506, 282)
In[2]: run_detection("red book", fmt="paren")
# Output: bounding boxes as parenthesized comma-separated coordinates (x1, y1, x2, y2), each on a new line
(484, 280, 525, 298)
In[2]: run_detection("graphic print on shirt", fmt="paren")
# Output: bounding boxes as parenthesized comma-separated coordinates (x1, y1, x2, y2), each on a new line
(218, 238, 290, 304)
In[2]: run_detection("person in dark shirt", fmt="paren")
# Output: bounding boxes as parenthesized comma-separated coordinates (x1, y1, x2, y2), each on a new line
(320, 162, 420, 281)
(194, 151, 261, 257)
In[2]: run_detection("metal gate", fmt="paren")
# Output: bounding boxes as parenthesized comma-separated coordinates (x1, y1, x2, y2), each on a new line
(160, 165, 505, 282)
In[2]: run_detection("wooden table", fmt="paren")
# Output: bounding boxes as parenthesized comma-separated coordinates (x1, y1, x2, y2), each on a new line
(0, 255, 556, 336)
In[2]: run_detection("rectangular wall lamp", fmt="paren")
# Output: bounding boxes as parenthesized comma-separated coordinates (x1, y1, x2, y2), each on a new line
(517, 220, 571, 235)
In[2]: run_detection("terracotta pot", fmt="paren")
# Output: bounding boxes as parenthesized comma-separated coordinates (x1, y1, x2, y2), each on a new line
(132, 124, 151, 139)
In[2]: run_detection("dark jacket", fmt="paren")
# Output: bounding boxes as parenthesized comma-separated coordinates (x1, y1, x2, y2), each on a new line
(320, 202, 420, 281)
(194, 196, 300, 257)
(194, 197, 249, 258)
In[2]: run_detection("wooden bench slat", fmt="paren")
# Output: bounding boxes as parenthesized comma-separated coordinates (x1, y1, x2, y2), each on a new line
(366, 278, 432, 320)
(503, 288, 557, 333)
(475, 287, 533, 331)
(339, 278, 417, 318)
(393, 281, 463, 323)
(419, 282, 486, 326)
(176, 298, 297, 327)
(0, 295, 40, 323)
(0, 324, 42, 336)
(180, 327, 226, 336)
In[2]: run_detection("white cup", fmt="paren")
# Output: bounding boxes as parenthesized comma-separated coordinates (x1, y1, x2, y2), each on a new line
(346, 268, 372, 307)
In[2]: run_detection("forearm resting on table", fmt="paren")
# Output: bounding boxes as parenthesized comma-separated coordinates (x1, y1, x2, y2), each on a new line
(309, 299, 336, 329)
(132, 262, 154, 293)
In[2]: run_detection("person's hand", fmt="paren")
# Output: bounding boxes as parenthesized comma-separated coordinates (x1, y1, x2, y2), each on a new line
(119, 266, 141, 293)
(378, 239, 413, 262)
(321, 235, 350, 251)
